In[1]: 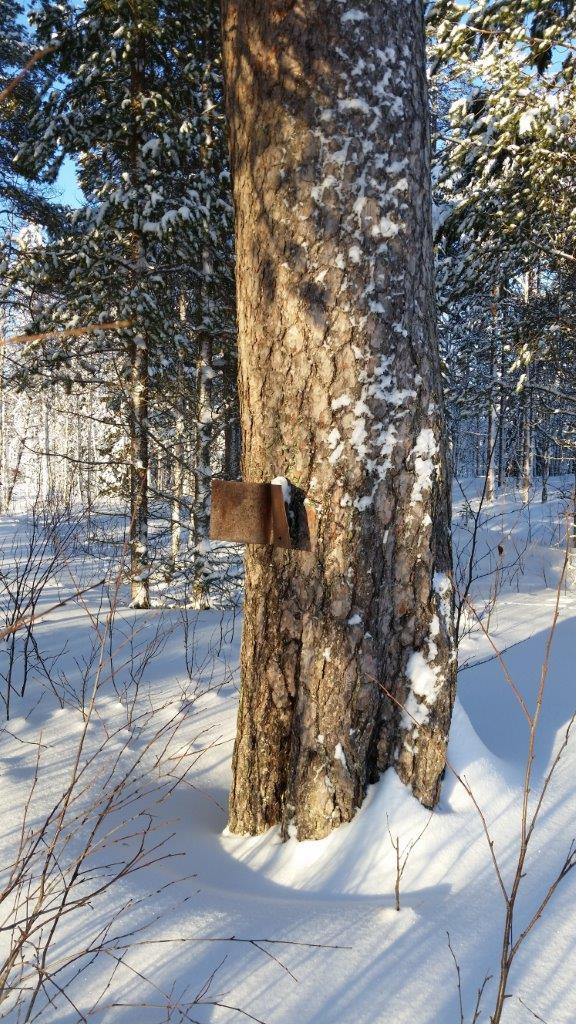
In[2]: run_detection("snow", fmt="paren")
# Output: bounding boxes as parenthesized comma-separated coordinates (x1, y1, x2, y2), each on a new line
(271, 475, 292, 505)
(372, 214, 401, 239)
(518, 110, 536, 136)
(329, 352, 416, 511)
(328, 441, 345, 464)
(334, 742, 348, 769)
(1, 482, 576, 1022)
(341, 9, 368, 22)
(331, 394, 352, 410)
(338, 98, 372, 116)
(411, 427, 439, 505)
(406, 650, 439, 704)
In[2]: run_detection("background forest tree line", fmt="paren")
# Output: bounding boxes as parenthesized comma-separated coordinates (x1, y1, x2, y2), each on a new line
(1, 0, 575, 611)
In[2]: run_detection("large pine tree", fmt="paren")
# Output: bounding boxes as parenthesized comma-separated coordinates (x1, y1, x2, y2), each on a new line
(223, 0, 456, 840)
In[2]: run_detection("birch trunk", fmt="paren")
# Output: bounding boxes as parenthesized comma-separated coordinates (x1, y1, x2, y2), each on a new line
(497, 337, 505, 489)
(486, 287, 500, 502)
(520, 380, 532, 505)
(41, 393, 50, 503)
(486, 336, 496, 503)
(170, 410, 184, 570)
(223, 0, 456, 839)
(129, 331, 150, 608)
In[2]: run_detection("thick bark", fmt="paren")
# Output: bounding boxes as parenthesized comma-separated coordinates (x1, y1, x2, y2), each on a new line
(223, 0, 456, 840)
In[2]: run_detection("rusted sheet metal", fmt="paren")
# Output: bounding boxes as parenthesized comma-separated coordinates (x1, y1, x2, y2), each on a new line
(210, 481, 273, 545)
(269, 484, 292, 548)
(210, 480, 314, 550)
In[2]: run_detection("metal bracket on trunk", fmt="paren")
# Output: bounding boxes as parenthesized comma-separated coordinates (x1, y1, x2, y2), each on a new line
(209, 480, 315, 550)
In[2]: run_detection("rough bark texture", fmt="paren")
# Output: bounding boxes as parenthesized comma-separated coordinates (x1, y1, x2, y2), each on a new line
(223, 0, 456, 840)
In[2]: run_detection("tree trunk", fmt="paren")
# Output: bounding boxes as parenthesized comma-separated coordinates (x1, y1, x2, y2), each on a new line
(41, 392, 51, 503)
(486, 336, 496, 502)
(520, 368, 532, 504)
(127, 27, 150, 610)
(540, 439, 549, 503)
(170, 409, 184, 570)
(191, 296, 214, 609)
(486, 286, 501, 502)
(223, 0, 456, 840)
(224, 349, 241, 479)
(129, 331, 150, 608)
(497, 335, 505, 489)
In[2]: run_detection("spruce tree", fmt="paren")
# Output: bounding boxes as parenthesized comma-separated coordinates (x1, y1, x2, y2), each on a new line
(429, 0, 576, 491)
(0, 0, 62, 231)
(10, 0, 234, 606)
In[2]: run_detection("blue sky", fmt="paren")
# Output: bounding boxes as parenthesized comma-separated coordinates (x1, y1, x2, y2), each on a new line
(18, 2, 84, 208)
(55, 157, 83, 207)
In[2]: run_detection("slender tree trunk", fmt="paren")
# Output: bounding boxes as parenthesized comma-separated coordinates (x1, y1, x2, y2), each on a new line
(75, 403, 85, 505)
(190, 54, 218, 608)
(224, 417, 241, 479)
(486, 336, 496, 502)
(6, 405, 30, 510)
(520, 272, 534, 504)
(224, 349, 241, 479)
(41, 393, 51, 503)
(497, 336, 505, 489)
(127, 28, 150, 609)
(129, 331, 150, 608)
(223, 0, 456, 840)
(191, 259, 214, 609)
(171, 409, 184, 569)
(486, 285, 501, 502)
(520, 372, 532, 503)
(540, 437, 549, 503)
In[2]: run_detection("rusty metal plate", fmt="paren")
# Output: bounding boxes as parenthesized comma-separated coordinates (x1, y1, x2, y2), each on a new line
(210, 479, 315, 550)
(210, 480, 273, 545)
(270, 484, 292, 548)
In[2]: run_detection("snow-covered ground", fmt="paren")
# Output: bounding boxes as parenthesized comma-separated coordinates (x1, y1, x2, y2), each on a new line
(1, 481, 575, 1023)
